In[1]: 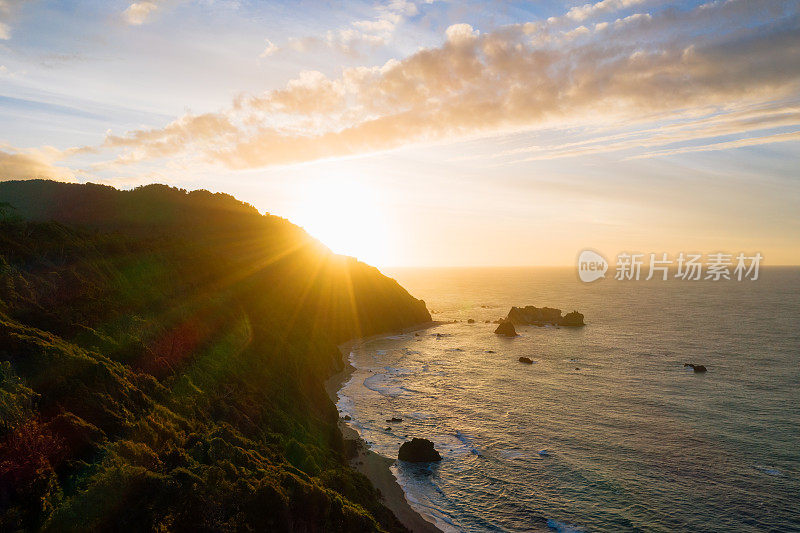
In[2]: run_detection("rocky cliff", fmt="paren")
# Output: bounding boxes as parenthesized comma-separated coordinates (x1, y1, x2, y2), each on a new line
(0, 180, 430, 532)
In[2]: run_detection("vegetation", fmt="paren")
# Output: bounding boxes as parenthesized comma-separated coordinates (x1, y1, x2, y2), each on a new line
(0, 180, 430, 532)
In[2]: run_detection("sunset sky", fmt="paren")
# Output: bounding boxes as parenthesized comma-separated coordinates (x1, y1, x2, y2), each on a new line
(1, 0, 798, 266)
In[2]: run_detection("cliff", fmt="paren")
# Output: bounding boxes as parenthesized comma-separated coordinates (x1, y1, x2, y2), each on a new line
(0, 180, 430, 532)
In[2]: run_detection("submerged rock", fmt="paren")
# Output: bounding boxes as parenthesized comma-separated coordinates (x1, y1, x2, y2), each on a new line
(386, 417, 403, 423)
(398, 438, 442, 462)
(343, 415, 351, 421)
(684, 363, 708, 373)
(467, 318, 475, 323)
(519, 356, 534, 364)
(494, 322, 518, 337)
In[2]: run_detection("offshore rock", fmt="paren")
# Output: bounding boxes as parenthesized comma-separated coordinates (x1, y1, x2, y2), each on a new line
(398, 438, 442, 462)
(494, 322, 518, 337)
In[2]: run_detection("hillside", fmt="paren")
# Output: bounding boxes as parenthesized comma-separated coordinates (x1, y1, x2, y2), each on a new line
(0, 180, 431, 532)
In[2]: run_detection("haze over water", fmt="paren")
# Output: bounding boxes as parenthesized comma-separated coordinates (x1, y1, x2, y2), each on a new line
(336, 267, 800, 532)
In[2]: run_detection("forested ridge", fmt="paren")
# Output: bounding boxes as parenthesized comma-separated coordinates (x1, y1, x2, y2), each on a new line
(0, 180, 430, 532)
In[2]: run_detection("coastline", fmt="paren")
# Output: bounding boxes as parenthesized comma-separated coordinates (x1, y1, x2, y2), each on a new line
(325, 323, 442, 533)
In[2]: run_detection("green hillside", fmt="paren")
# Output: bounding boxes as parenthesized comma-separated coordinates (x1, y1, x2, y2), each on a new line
(0, 180, 430, 532)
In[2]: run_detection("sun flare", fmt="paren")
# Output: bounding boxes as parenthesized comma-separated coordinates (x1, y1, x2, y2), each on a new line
(289, 177, 392, 267)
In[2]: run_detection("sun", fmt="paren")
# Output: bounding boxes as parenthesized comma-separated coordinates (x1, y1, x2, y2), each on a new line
(289, 177, 393, 267)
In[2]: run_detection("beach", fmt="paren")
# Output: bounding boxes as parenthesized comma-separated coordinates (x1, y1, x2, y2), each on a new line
(325, 330, 441, 533)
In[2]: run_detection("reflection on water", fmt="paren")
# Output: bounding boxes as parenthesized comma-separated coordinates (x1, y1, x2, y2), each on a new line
(336, 267, 800, 532)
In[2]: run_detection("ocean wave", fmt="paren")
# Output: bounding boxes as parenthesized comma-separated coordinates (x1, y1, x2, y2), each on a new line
(392, 466, 461, 533)
(363, 374, 405, 397)
(362, 366, 415, 397)
(498, 449, 526, 460)
(755, 465, 784, 476)
(455, 431, 483, 456)
(546, 518, 585, 532)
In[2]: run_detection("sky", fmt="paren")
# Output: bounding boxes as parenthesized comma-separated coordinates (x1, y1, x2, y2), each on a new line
(1, 0, 799, 267)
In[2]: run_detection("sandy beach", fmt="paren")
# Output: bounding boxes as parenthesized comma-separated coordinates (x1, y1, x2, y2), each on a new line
(325, 326, 441, 533)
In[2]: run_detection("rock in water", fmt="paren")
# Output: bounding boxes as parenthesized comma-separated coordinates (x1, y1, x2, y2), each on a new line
(506, 305, 562, 325)
(519, 356, 534, 364)
(398, 438, 442, 462)
(559, 311, 585, 327)
(467, 318, 475, 323)
(494, 322, 518, 336)
(684, 363, 707, 373)
(503, 305, 586, 326)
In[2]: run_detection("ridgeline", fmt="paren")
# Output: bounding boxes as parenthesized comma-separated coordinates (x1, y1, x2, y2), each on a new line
(0, 180, 430, 532)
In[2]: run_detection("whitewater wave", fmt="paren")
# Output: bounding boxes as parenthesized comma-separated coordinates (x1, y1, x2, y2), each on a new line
(547, 518, 585, 532)
(455, 431, 483, 456)
(363, 374, 405, 397)
(755, 465, 784, 476)
(362, 366, 414, 397)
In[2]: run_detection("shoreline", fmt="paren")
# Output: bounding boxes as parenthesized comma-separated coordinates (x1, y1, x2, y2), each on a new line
(325, 322, 442, 533)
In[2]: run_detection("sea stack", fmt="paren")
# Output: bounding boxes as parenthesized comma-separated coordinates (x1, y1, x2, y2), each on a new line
(494, 321, 518, 336)
(398, 438, 442, 462)
(503, 305, 585, 327)
(560, 311, 585, 327)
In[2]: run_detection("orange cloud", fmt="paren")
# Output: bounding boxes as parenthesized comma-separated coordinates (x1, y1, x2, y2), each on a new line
(0, 147, 75, 181)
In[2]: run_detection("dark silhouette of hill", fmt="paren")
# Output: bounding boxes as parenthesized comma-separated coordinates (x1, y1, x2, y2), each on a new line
(0, 180, 430, 532)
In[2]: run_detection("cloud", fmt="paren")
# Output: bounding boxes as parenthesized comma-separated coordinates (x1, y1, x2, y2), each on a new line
(566, 0, 648, 22)
(487, 104, 800, 162)
(272, 0, 430, 58)
(259, 39, 278, 58)
(102, 113, 237, 162)
(0, 0, 28, 39)
(89, 0, 800, 169)
(445, 23, 479, 45)
(123, 1, 166, 25)
(628, 130, 800, 159)
(352, 18, 395, 34)
(0, 146, 75, 181)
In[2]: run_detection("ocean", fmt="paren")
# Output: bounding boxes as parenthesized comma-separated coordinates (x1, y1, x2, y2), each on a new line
(334, 267, 800, 532)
